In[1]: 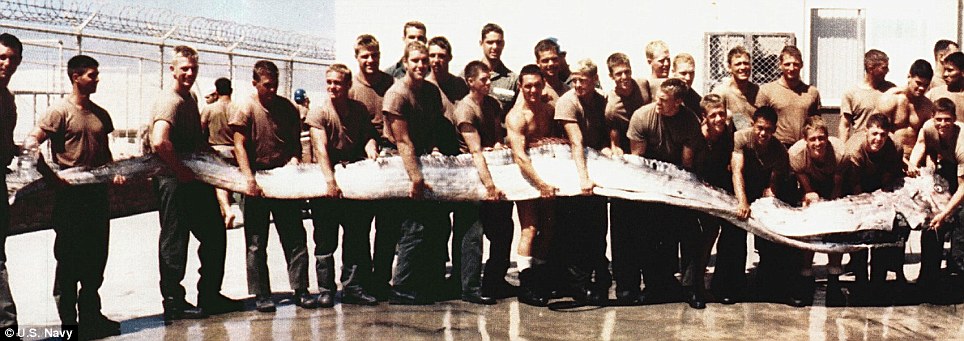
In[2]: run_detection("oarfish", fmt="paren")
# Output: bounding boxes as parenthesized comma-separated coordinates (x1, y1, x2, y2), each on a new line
(7, 143, 949, 253)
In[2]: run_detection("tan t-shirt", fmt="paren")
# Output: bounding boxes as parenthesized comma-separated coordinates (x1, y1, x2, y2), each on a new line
(305, 97, 376, 163)
(693, 123, 736, 190)
(382, 80, 447, 154)
(201, 100, 237, 146)
(433, 75, 469, 107)
(733, 127, 789, 199)
(229, 94, 303, 170)
(38, 99, 114, 168)
(842, 131, 902, 193)
(452, 95, 504, 152)
(682, 88, 702, 118)
(788, 136, 844, 197)
(926, 85, 964, 121)
(841, 84, 895, 135)
(711, 79, 759, 131)
(555, 89, 608, 150)
(919, 119, 964, 175)
(0, 88, 17, 166)
(151, 88, 205, 154)
(605, 78, 652, 151)
(627, 102, 701, 166)
(755, 80, 821, 145)
(349, 71, 394, 141)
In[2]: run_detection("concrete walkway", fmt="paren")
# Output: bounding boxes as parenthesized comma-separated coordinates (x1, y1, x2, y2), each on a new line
(4, 209, 963, 340)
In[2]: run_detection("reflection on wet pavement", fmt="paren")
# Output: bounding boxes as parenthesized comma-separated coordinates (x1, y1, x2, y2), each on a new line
(108, 298, 963, 340)
(3, 212, 962, 340)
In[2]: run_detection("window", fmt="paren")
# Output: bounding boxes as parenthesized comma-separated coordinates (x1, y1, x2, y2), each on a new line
(810, 8, 865, 107)
(704, 32, 796, 94)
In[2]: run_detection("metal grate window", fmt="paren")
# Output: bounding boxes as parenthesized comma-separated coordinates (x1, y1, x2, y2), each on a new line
(704, 32, 796, 94)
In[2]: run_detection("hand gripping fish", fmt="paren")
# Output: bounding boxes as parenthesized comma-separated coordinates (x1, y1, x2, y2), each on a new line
(7, 143, 950, 253)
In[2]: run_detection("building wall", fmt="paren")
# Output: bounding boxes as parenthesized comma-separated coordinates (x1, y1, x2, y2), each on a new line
(330, 0, 956, 104)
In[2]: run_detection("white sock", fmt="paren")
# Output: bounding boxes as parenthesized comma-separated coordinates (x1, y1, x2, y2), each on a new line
(516, 255, 532, 271)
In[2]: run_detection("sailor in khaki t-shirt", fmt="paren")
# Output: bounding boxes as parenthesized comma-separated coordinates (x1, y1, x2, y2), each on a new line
(755, 46, 821, 146)
(554, 59, 610, 305)
(22, 55, 123, 337)
(306, 64, 379, 308)
(0, 33, 20, 330)
(908, 101, 964, 301)
(711, 46, 759, 131)
(839, 50, 896, 141)
(149, 46, 242, 322)
(230, 60, 315, 312)
(841, 114, 904, 295)
(604, 53, 651, 157)
(788, 117, 846, 304)
(627, 78, 704, 307)
(347, 35, 400, 299)
(448, 61, 505, 305)
(927, 52, 964, 121)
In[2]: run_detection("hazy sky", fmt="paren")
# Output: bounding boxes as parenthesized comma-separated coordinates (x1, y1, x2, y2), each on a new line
(110, 0, 335, 40)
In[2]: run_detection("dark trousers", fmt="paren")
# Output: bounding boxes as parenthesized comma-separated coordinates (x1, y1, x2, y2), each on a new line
(641, 203, 697, 292)
(243, 196, 309, 297)
(392, 201, 450, 296)
(372, 200, 403, 292)
(0, 180, 16, 328)
(611, 199, 643, 294)
(917, 222, 964, 290)
(155, 177, 227, 302)
(309, 198, 373, 294)
(710, 219, 748, 296)
(681, 213, 721, 291)
(481, 201, 514, 286)
(753, 236, 803, 299)
(551, 196, 611, 292)
(52, 184, 110, 324)
(451, 203, 485, 295)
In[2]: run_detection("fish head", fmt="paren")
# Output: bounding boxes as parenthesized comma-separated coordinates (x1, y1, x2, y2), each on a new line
(900, 166, 952, 228)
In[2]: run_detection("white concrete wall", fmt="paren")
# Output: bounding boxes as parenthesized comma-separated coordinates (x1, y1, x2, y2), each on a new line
(334, 0, 956, 102)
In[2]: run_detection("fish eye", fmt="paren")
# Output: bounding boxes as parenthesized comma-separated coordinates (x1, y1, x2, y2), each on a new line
(934, 185, 945, 194)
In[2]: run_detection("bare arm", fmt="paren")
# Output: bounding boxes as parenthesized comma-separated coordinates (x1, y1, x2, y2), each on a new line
(838, 116, 852, 142)
(930, 176, 964, 230)
(731, 151, 750, 220)
(796, 173, 819, 206)
(681, 145, 695, 170)
(831, 172, 843, 200)
(907, 127, 928, 176)
(460, 123, 503, 200)
(630, 139, 647, 157)
(878, 93, 905, 128)
(562, 122, 594, 195)
(506, 113, 555, 197)
(21, 128, 72, 189)
(151, 121, 195, 183)
(232, 131, 262, 196)
(309, 126, 340, 197)
(386, 113, 427, 198)
(608, 128, 624, 157)
(364, 138, 378, 159)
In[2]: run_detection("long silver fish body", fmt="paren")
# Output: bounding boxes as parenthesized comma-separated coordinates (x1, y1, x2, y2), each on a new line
(7, 154, 167, 205)
(7, 143, 949, 253)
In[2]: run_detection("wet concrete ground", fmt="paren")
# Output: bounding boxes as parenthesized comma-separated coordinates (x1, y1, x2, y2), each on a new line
(5, 209, 964, 340)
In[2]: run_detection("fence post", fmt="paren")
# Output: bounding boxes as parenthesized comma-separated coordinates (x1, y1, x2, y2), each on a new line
(159, 45, 165, 89)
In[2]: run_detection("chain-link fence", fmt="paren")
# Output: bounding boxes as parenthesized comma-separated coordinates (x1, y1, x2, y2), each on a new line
(703, 32, 796, 94)
(0, 0, 333, 156)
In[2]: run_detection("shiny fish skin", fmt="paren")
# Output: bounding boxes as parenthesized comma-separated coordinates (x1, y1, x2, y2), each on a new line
(6, 143, 949, 253)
